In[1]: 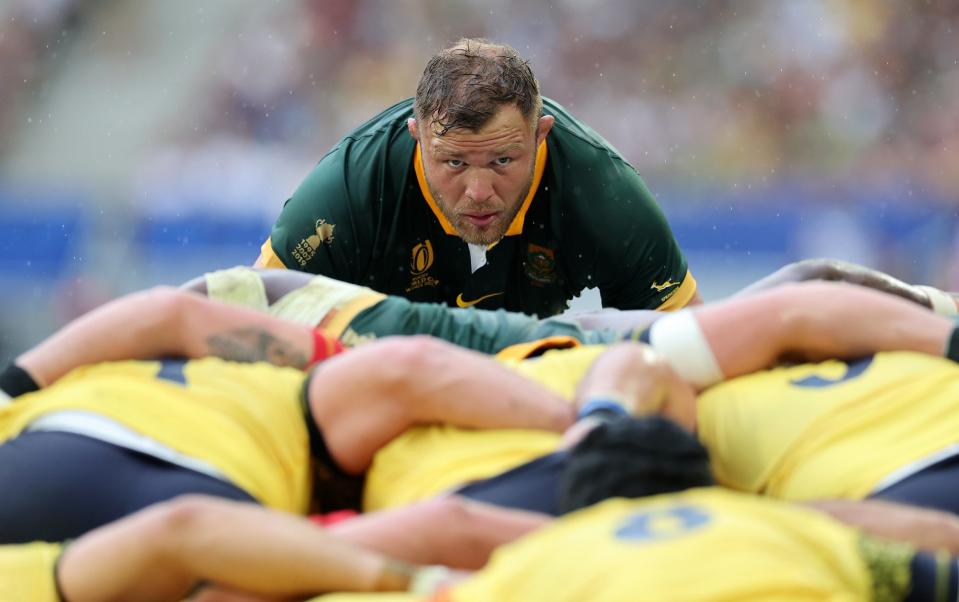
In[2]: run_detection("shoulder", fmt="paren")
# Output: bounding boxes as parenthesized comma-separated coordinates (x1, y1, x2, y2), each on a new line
(274, 100, 416, 242)
(542, 97, 631, 167)
(316, 98, 416, 181)
(336, 97, 417, 150)
(542, 98, 664, 227)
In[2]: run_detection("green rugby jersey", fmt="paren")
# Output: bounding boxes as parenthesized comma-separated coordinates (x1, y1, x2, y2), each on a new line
(261, 98, 695, 317)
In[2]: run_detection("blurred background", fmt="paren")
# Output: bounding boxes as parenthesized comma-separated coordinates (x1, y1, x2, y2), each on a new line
(1, 0, 957, 361)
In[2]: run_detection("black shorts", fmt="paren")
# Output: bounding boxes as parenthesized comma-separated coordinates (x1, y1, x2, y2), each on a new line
(870, 454, 959, 515)
(455, 451, 568, 516)
(301, 372, 365, 513)
(0, 431, 256, 544)
(906, 549, 959, 602)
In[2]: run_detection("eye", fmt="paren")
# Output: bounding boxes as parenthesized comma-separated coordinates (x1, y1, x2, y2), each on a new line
(493, 157, 512, 166)
(446, 159, 465, 168)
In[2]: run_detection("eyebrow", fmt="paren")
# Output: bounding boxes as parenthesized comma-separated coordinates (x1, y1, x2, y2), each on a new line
(492, 143, 523, 155)
(434, 144, 523, 158)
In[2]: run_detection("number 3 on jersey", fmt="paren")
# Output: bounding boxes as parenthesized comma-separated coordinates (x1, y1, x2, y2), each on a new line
(790, 356, 875, 389)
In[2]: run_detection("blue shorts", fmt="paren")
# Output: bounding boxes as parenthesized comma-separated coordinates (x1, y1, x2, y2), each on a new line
(0, 431, 256, 544)
(871, 454, 959, 515)
(907, 549, 959, 602)
(455, 451, 568, 516)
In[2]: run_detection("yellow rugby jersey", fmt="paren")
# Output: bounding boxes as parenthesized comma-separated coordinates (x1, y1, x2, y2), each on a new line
(363, 345, 606, 511)
(0, 358, 312, 513)
(449, 488, 910, 602)
(0, 542, 61, 602)
(698, 351, 959, 501)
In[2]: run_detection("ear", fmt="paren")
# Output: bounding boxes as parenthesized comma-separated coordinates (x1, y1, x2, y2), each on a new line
(407, 118, 419, 141)
(535, 115, 555, 145)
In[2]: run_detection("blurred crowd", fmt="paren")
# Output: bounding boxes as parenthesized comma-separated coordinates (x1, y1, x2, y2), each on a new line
(2, 0, 958, 203)
(0, 0, 84, 152)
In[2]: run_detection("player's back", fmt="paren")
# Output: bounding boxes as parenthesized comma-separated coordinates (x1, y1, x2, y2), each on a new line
(697, 351, 959, 500)
(450, 488, 900, 602)
(1, 357, 312, 512)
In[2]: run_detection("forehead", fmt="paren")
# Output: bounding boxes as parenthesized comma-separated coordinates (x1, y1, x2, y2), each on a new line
(426, 105, 533, 155)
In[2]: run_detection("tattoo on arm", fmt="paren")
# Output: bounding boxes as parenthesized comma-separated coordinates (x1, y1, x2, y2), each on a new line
(206, 328, 309, 369)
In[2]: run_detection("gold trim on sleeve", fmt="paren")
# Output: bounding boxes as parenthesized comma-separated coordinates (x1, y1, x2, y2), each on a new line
(656, 270, 698, 311)
(256, 238, 288, 269)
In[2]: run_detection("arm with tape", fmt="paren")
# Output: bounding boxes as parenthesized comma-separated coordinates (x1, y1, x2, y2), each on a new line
(644, 281, 958, 391)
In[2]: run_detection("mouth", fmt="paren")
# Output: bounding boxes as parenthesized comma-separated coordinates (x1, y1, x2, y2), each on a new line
(463, 212, 498, 227)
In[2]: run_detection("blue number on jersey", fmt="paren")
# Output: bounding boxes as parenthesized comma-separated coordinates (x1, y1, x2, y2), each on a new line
(615, 504, 712, 543)
(155, 359, 188, 385)
(789, 356, 874, 389)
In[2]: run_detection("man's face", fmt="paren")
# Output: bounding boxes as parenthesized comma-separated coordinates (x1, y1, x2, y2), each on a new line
(410, 105, 554, 245)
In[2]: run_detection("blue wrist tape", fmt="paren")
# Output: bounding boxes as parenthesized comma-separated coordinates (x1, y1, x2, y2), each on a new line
(576, 398, 629, 422)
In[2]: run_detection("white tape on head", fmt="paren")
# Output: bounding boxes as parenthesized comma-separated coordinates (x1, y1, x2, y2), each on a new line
(0, 389, 11, 408)
(648, 310, 724, 389)
(916, 285, 958, 316)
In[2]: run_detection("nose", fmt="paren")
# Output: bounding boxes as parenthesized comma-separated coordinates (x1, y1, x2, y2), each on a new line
(464, 169, 494, 203)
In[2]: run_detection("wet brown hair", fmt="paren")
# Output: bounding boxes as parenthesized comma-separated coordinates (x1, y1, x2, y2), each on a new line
(414, 38, 542, 135)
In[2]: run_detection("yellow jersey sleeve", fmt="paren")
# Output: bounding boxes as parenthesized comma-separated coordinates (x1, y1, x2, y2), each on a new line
(0, 542, 62, 602)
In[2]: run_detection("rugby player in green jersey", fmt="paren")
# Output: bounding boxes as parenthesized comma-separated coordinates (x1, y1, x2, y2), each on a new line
(256, 38, 700, 317)
(184, 258, 958, 358)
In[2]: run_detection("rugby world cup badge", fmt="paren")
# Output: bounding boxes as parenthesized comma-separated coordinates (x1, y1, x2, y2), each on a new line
(406, 239, 440, 292)
(410, 239, 434, 275)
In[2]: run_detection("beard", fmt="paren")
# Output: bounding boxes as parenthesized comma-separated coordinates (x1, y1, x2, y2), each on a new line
(425, 164, 536, 246)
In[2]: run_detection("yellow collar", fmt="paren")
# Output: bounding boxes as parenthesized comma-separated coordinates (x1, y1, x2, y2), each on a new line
(414, 140, 549, 237)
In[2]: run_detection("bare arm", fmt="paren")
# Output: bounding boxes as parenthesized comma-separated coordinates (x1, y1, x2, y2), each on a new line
(692, 281, 954, 383)
(806, 499, 959, 555)
(58, 496, 419, 602)
(329, 496, 550, 570)
(735, 258, 955, 312)
(309, 336, 576, 474)
(15, 287, 315, 388)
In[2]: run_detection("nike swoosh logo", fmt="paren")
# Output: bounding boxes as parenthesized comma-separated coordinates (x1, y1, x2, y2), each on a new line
(651, 280, 680, 292)
(456, 291, 504, 308)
